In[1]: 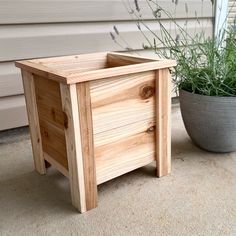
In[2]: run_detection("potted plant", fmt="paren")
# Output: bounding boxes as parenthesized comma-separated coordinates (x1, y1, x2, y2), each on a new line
(111, 0, 236, 152)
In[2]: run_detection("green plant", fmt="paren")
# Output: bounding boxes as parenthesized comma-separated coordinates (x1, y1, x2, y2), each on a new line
(111, 0, 236, 96)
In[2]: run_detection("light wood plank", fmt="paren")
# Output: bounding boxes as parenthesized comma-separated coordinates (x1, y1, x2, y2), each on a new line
(76, 82, 97, 211)
(34, 75, 65, 129)
(95, 120, 155, 184)
(39, 120, 68, 170)
(15, 61, 67, 84)
(0, 0, 213, 24)
(60, 84, 86, 213)
(16, 52, 176, 84)
(21, 70, 46, 174)
(90, 70, 156, 183)
(90, 71, 156, 134)
(155, 69, 171, 177)
(67, 59, 176, 84)
(34, 75, 68, 169)
(44, 152, 69, 178)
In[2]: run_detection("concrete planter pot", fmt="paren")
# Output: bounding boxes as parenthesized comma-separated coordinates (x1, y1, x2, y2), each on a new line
(179, 89, 236, 153)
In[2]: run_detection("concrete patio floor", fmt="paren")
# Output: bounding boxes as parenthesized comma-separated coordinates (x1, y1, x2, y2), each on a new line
(0, 104, 236, 236)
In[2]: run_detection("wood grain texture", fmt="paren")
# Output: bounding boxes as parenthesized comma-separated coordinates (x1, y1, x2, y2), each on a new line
(76, 82, 97, 210)
(16, 52, 176, 84)
(34, 75, 65, 129)
(155, 69, 171, 177)
(90, 71, 156, 134)
(34, 75, 68, 169)
(95, 120, 156, 184)
(44, 152, 69, 178)
(39, 120, 68, 169)
(90, 71, 156, 183)
(67, 58, 176, 84)
(107, 52, 154, 67)
(21, 70, 46, 174)
(60, 84, 86, 213)
(15, 61, 67, 83)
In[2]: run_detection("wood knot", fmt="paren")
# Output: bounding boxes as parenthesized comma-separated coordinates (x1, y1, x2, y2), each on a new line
(147, 126, 155, 133)
(63, 112, 68, 129)
(140, 85, 155, 99)
(51, 108, 56, 120)
(44, 131, 49, 137)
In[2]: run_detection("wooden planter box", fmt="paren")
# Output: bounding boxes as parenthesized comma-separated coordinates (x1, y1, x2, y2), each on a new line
(15, 52, 176, 213)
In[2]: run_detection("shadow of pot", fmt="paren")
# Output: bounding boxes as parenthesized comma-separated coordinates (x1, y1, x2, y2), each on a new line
(179, 89, 236, 153)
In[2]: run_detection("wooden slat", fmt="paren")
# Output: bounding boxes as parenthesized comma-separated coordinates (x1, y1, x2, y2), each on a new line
(15, 61, 67, 84)
(155, 69, 171, 177)
(0, 95, 28, 131)
(34, 75, 68, 170)
(0, 0, 213, 24)
(34, 75, 65, 129)
(44, 152, 69, 178)
(39, 120, 68, 170)
(107, 52, 154, 67)
(90, 71, 156, 134)
(95, 127, 155, 184)
(21, 71, 46, 174)
(3, 19, 212, 62)
(76, 82, 97, 211)
(16, 52, 176, 84)
(90, 70, 156, 183)
(60, 84, 87, 213)
(70, 59, 175, 87)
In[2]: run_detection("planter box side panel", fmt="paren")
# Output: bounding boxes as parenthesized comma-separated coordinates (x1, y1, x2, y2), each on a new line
(34, 75, 68, 170)
(90, 71, 156, 184)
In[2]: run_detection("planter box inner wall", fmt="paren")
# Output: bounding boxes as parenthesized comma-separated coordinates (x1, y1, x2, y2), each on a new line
(16, 52, 176, 213)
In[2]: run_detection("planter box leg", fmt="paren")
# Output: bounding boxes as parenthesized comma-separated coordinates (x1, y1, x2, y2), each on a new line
(21, 70, 46, 175)
(60, 83, 97, 213)
(155, 69, 171, 177)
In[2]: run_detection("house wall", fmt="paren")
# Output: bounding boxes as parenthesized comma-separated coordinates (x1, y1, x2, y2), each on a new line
(228, 0, 236, 25)
(0, 0, 214, 130)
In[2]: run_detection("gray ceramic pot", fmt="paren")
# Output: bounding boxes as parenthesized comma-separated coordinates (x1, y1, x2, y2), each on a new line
(179, 89, 236, 153)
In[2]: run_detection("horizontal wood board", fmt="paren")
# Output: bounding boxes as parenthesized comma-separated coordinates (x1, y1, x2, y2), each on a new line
(90, 71, 156, 183)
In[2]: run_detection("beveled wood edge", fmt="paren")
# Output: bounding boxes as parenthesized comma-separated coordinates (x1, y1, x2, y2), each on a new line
(67, 59, 176, 84)
(44, 152, 69, 178)
(60, 83, 87, 213)
(21, 70, 46, 174)
(155, 68, 171, 177)
(77, 82, 98, 210)
(15, 52, 176, 84)
(15, 60, 67, 83)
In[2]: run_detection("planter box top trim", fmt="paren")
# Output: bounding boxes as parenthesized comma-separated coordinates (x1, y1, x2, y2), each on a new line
(15, 51, 176, 84)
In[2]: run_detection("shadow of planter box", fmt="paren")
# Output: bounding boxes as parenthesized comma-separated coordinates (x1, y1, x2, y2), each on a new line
(15, 52, 176, 213)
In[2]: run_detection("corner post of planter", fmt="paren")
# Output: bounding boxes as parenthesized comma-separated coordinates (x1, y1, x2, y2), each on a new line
(21, 70, 46, 175)
(155, 68, 171, 177)
(60, 82, 97, 213)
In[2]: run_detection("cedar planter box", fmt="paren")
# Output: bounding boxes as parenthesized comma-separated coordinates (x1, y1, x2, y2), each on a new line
(15, 52, 176, 213)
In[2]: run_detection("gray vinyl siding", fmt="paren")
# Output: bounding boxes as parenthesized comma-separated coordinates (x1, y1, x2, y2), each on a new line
(0, 0, 214, 130)
(228, 0, 236, 25)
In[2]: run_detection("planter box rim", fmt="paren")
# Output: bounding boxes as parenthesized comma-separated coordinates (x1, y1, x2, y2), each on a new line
(15, 51, 176, 84)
